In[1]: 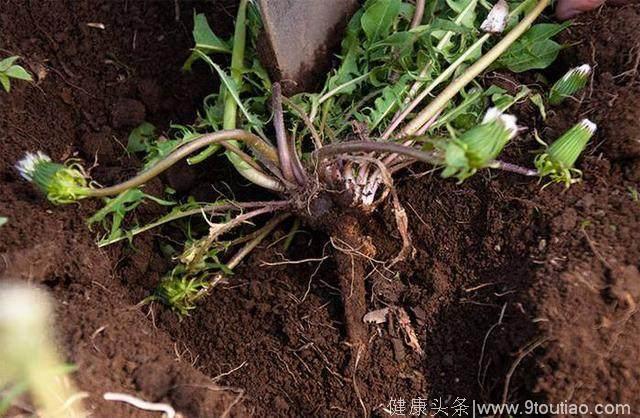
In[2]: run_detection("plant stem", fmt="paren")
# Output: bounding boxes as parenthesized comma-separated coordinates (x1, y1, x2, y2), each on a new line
(97, 200, 291, 247)
(189, 206, 281, 271)
(186, 12, 247, 167)
(220, 141, 267, 173)
(410, 0, 426, 28)
(215, 0, 281, 191)
(272, 83, 297, 183)
(224, 0, 247, 132)
(281, 96, 323, 149)
(491, 160, 538, 176)
(315, 141, 441, 166)
(88, 130, 285, 197)
(401, 0, 551, 136)
(226, 212, 290, 269)
(318, 72, 371, 106)
(282, 217, 301, 251)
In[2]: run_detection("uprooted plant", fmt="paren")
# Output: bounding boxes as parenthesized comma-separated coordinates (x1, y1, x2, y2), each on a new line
(16, 0, 596, 353)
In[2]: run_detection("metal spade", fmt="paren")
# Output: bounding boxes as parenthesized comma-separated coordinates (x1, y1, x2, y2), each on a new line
(257, 0, 359, 95)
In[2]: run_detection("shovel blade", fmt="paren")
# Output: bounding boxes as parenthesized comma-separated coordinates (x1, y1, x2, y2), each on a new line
(258, 0, 358, 94)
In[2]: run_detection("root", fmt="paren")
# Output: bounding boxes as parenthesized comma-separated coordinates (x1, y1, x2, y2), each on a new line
(330, 215, 373, 352)
(103, 392, 176, 418)
(338, 155, 413, 265)
(501, 337, 550, 405)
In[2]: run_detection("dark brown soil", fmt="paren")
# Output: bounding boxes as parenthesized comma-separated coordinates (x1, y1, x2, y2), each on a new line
(1, 1, 639, 418)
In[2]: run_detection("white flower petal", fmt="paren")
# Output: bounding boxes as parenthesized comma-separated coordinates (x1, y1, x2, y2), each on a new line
(580, 118, 597, 134)
(15, 151, 51, 181)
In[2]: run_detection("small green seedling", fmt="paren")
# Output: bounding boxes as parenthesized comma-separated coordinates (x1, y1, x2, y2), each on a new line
(0, 217, 7, 227)
(0, 56, 32, 92)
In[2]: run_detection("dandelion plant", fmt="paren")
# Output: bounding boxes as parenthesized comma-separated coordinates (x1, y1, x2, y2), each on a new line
(16, 0, 596, 353)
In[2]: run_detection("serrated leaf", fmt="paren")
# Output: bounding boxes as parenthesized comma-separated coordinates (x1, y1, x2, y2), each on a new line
(89, 188, 174, 243)
(5, 65, 32, 81)
(358, 78, 409, 131)
(399, 2, 416, 21)
(326, 48, 359, 93)
(183, 13, 231, 70)
(195, 50, 263, 132)
(342, 8, 364, 51)
(361, 0, 402, 43)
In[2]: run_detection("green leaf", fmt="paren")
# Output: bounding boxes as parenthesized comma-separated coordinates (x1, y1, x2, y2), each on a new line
(88, 189, 147, 239)
(5, 65, 32, 81)
(489, 85, 530, 111)
(361, 0, 402, 43)
(530, 92, 547, 120)
(358, 77, 409, 131)
(0, 216, 7, 227)
(0, 56, 19, 72)
(497, 22, 570, 72)
(141, 125, 202, 169)
(445, 0, 477, 28)
(373, 31, 415, 49)
(343, 8, 364, 50)
(0, 74, 10, 92)
(89, 189, 174, 243)
(446, 0, 474, 14)
(430, 18, 475, 34)
(127, 122, 157, 153)
(183, 13, 231, 71)
(194, 50, 263, 131)
(326, 49, 359, 92)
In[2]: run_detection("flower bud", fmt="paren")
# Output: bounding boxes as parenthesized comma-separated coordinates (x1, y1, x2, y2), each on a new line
(481, 0, 509, 34)
(535, 119, 596, 186)
(442, 108, 518, 181)
(16, 152, 90, 204)
(548, 64, 591, 105)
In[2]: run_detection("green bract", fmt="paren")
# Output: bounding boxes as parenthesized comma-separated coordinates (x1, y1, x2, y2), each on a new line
(548, 64, 591, 105)
(442, 108, 518, 181)
(535, 119, 596, 187)
(15, 152, 90, 204)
